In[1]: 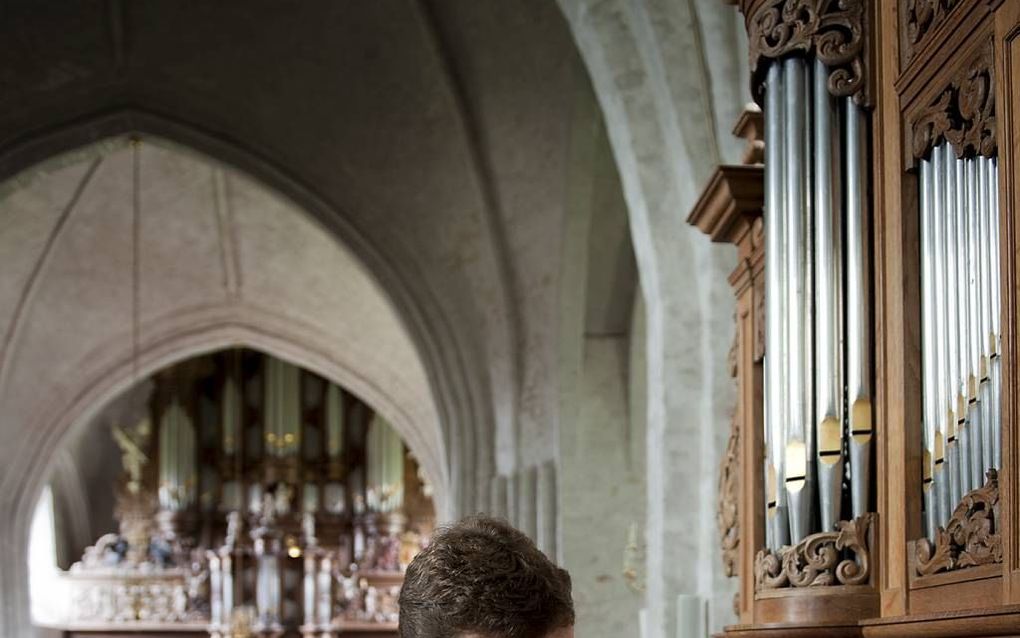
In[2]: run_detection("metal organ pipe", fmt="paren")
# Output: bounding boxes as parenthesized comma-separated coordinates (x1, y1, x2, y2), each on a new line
(978, 157, 994, 478)
(918, 142, 1001, 533)
(953, 154, 973, 496)
(990, 158, 1002, 472)
(764, 60, 790, 549)
(784, 56, 814, 544)
(932, 146, 952, 524)
(943, 143, 962, 511)
(845, 97, 872, 521)
(761, 54, 874, 547)
(966, 158, 985, 490)
(815, 58, 843, 535)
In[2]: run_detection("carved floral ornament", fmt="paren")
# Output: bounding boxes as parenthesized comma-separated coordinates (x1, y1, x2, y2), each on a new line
(754, 513, 874, 590)
(746, 0, 869, 107)
(915, 470, 1002, 576)
(910, 41, 996, 161)
(718, 328, 740, 578)
(905, 0, 960, 53)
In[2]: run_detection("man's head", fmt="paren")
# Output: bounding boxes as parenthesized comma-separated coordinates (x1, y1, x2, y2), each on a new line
(398, 516, 574, 638)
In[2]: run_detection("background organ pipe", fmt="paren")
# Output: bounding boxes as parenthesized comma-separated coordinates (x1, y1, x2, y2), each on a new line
(942, 142, 961, 510)
(954, 154, 973, 495)
(814, 58, 843, 534)
(846, 98, 872, 520)
(763, 60, 790, 549)
(784, 55, 814, 544)
(932, 145, 951, 524)
(920, 157, 938, 538)
(990, 158, 1002, 471)
(978, 156, 994, 476)
(966, 158, 985, 489)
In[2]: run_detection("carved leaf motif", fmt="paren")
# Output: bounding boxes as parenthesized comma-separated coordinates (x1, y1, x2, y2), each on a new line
(754, 513, 875, 591)
(915, 470, 1001, 577)
(746, 0, 868, 106)
(904, 0, 960, 61)
(718, 328, 740, 577)
(910, 41, 996, 161)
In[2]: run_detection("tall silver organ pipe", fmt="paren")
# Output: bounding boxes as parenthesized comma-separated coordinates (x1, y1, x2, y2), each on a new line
(814, 58, 843, 535)
(942, 143, 962, 511)
(966, 159, 985, 491)
(784, 56, 814, 544)
(764, 61, 790, 549)
(846, 97, 872, 520)
(932, 146, 951, 524)
(762, 55, 873, 548)
(953, 154, 972, 496)
(919, 141, 1001, 534)
(990, 158, 1002, 472)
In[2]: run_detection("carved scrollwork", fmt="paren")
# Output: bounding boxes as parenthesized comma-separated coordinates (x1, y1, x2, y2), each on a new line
(754, 513, 874, 590)
(915, 469, 1002, 576)
(904, 0, 960, 60)
(747, 0, 868, 106)
(910, 41, 996, 160)
(718, 412, 740, 577)
(718, 330, 740, 577)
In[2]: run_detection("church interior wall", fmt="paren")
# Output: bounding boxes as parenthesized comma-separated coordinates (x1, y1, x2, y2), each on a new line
(0, 2, 749, 636)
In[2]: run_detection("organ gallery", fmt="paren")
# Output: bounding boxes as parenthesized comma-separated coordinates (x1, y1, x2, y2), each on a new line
(689, 0, 1020, 635)
(48, 348, 434, 637)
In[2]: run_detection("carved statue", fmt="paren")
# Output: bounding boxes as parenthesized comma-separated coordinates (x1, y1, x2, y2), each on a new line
(302, 512, 317, 546)
(274, 482, 293, 515)
(111, 419, 151, 495)
(225, 511, 242, 549)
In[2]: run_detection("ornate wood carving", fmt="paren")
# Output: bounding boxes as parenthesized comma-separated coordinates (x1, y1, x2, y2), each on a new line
(745, 0, 869, 107)
(910, 40, 996, 160)
(754, 513, 874, 590)
(752, 218, 766, 363)
(718, 330, 741, 578)
(904, 0, 961, 61)
(915, 470, 1002, 576)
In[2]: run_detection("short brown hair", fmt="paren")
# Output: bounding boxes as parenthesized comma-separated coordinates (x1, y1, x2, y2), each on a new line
(398, 516, 574, 638)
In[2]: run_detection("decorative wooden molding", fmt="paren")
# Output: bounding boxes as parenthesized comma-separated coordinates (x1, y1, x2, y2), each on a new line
(915, 470, 1002, 576)
(686, 165, 764, 246)
(718, 330, 741, 578)
(903, 0, 961, 62)
(909, 39, 996, 160)
(733, 105, 765, 165)
(744, 0, 869, 107)
(754, 513, 875, 590)
(752, 219, 766, 362)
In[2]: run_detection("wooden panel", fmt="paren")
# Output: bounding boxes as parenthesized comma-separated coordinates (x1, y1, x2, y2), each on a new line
(721, 624, 862, 638)
(754, 587, 879, 626)
(875, 0, 916, 619)
(994, 0, 1020, 605)
(861, 604, 1020, 637)
(906, 572, 1003, 615)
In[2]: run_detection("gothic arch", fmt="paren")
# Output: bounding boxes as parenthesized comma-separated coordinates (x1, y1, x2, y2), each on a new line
(0, 132, 466, 636)
(556, 1, 749, 635)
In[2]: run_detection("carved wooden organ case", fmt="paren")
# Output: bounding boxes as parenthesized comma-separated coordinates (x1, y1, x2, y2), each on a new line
(691, 0, 1020, 635)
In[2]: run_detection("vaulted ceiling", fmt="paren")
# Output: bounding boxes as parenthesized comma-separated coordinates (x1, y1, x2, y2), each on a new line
(0, 0, 607, 516)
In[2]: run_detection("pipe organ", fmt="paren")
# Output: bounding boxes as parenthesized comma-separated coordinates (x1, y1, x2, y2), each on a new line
(919, 144, 1001, 541)
(57, 349, 434, 637)
(762, 55, 873, 550)
(693, 0, 1020, 635)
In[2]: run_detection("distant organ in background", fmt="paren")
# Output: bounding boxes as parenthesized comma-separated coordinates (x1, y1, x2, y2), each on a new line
(57, 348, 435, 638)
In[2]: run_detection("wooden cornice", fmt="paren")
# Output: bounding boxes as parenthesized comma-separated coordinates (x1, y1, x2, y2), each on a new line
(733, 106, 765, 165)
(687, 164, 764, 246)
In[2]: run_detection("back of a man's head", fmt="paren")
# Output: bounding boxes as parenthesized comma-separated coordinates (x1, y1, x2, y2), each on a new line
(398, 515, 575, 638)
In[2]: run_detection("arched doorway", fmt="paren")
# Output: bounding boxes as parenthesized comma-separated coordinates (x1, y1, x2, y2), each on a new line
(0, 137, 450, 635)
